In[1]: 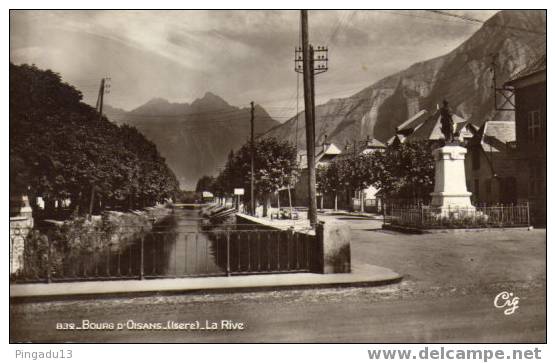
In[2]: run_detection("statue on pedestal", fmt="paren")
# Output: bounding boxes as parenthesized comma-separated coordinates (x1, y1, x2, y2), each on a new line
(440, 100, 457, 144)
(430, 100, 474, 211)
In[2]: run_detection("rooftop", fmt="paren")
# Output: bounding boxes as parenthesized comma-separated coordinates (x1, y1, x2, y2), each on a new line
(507, 54, 546, 84)
(298, 143, 342, 169)
(405, 108, 466, 142)
(480, 120, 516, 153)
(396, 109, 430, 134)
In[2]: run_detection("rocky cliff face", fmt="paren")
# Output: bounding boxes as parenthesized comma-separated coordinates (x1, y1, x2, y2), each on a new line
(105, 93, 279, 189)
(264, 10, 546, 148)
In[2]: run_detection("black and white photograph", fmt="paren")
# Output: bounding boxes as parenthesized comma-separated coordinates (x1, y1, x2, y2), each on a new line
(8, 5, 547, 352)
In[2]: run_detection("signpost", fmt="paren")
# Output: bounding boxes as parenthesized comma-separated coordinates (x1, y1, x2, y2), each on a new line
(234, 188, 245, 211)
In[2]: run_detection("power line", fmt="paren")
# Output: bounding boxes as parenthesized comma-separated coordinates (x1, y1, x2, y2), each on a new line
(425, 10, 546, 36)
(327, 10, 356, 45)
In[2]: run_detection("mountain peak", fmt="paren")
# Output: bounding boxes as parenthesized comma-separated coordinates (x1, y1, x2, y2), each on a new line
(130, 97, 189, 116)
(191, 92, 230, 110)
(144, 97, 170, 106)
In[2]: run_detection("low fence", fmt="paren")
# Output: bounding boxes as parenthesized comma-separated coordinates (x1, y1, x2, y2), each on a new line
(10, 226, 315, 284)
(384, 204, 530, 229)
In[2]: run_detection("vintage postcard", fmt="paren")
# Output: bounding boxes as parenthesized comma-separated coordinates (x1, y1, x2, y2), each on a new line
(9, 8, 546, 353)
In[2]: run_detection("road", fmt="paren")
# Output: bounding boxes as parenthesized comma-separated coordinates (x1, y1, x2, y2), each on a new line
(10, 217, 546, 343)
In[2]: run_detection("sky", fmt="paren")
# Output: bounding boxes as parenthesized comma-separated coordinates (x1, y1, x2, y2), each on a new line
(10, 10, 498, 121)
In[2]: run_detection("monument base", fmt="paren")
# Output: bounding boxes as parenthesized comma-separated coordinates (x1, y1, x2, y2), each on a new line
(430, 145, 474, 211)
(430, 192, 475, 211)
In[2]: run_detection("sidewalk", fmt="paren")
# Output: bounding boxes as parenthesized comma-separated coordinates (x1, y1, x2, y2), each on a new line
(235, 211, 382, 231)
(236, 212, 312, 232)
(10, 264, 402, 300)
(321, 210, 384, 220)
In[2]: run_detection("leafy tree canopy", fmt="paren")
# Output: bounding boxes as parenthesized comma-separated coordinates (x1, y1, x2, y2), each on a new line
(213, 137, 298, 199)
(10, 63, 179, 216)
(316, 141, 434, 202)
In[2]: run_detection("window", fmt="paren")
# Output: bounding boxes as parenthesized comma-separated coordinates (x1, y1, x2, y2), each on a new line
(485, 179, 492, 195)
(529, 165, 544, 196)
(528, 110, 542, 142)
(472, 148, 481, 170)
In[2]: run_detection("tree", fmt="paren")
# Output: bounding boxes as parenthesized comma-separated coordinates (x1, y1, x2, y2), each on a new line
(315, 142, 434, 212)
(370, 141, 435, 203)
(10, 63, 180, 218)
(195, 175, 216, 193)
(317, 161, 345, 211)
(214, 137, 298, 216)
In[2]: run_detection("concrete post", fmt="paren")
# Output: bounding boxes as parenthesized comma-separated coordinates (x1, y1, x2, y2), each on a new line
(315, 221, 351, 273)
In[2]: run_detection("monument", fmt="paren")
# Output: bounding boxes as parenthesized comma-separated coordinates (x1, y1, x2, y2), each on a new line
(429, 101, 474, 211)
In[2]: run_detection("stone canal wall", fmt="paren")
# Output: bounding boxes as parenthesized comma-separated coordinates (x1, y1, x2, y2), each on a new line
(9, 205, 174, 277)
(235, 213, 351, 274)
(10, 215, 33, 275)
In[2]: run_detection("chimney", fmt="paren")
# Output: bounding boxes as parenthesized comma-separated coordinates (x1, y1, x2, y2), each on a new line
(322, 134, 330, 152)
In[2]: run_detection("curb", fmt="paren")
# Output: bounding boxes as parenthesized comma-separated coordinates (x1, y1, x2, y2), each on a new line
(382, 223, 533, 234)
(10, 275, 403, 303)
(10, 265, 403, 302)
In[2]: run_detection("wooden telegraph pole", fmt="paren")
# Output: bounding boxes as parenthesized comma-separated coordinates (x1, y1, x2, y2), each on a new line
(95, 77, 110, 122)
(250, 101, 255, 215)
(297, 10, 328, 227)
(300, 10, 317, 226)
(97, 78, 105, 122)
(89, 77, 110, 219)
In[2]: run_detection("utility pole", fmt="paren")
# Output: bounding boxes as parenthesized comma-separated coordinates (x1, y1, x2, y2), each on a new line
(250, 101, 255, 216)
(490, 54, 515, 112)
(296, 10, 328, 227)
(300, 10, 317, 227)
(97, 78, 105, 122)
(95, 77, 111, 122)
(310, 45, 316, 140)
(89, 77, 110, 219)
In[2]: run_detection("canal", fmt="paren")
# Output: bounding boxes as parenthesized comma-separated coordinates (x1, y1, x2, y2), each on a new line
(138, 206, 313, 278)
(13, 206, 314, 283)
(142, 206, 226, 277)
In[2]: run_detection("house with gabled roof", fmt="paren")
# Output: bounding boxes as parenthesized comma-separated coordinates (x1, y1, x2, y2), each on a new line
(334, 136, 386, 212)
(503, 54, 546, 225)
(389, 107, 476, 146)
(284, 138, 344, 209)
(285, 135, 386, 212)
(464, 121, 520, 205)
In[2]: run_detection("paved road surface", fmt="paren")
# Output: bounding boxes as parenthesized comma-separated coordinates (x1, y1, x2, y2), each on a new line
(10, 216, 546, 343)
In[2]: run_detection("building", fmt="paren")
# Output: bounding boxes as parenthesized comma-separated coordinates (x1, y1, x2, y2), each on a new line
(288, 136, 386, 212)
(464, 121, 520, 205)
(388, 109, 432, 145)
(283, 140, 342, 209)
(504, 54, 546, 225)
(322, 136, 386, 212)
(344, 136, 386, 212)
(388, 107, 476, 146)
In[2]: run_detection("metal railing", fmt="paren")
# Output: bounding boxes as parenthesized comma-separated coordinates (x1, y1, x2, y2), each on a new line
(10, 226, 315, 284)
(384, 204, 530, 229)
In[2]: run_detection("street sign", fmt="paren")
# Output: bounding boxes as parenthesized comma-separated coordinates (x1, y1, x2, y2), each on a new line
(234, 188, 245, 196)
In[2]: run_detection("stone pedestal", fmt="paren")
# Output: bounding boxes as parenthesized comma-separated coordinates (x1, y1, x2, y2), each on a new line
(315, 221, 351, 274)
(430, 145, 474, 210)
(9, 194, 34, 275)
